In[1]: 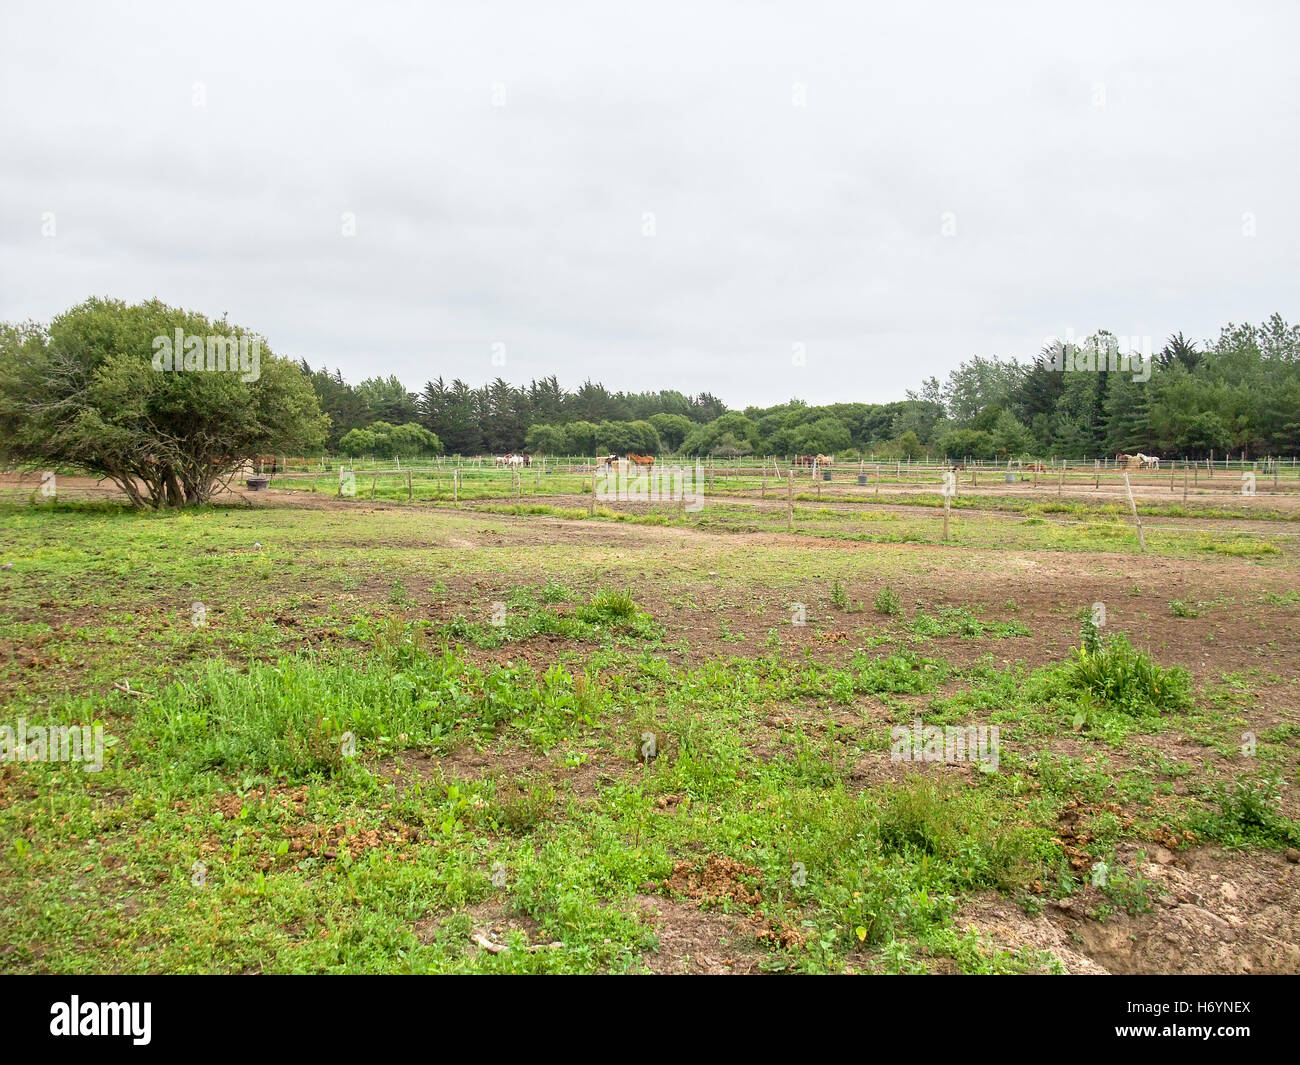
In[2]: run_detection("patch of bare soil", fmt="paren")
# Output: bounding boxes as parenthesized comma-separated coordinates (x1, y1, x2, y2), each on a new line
(633, 896, 767, 974)
(380, 744, 622, 799)
(961, 844, 1300, 974)
(415, 900, 563, 957)
(955, 896, 1111, 974)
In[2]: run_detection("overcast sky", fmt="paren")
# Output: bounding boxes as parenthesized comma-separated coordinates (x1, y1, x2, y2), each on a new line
(2, 1, 1297, 407)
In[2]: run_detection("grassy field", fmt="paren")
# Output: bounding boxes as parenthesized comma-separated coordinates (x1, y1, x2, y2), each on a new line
(2, 485, 1299, 973)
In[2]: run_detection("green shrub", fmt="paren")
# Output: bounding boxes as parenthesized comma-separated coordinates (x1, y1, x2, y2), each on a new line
(1196, 774, 1300, 848)
(873, 585, 903, 617)
(1067, 625, 1192, 715)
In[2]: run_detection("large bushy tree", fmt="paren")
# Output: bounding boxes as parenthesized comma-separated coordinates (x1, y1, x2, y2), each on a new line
(339, 420, 441, 458)
(0, 298, 327, 507)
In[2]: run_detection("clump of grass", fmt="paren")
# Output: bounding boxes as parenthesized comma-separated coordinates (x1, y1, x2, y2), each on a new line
(541, 580, 571, 603)
(572, 670, 601, 716)
(135, 626, 606, 776)
(876, 776, 961, 856)
(374, 614, 427, 662)
(1264, 590, 1300, 606)
(576, 588, 640, 625)
(910, 607, 1030, 639)
(1068, 619, 1192, 715)
(1195, 774, 1300, 848)
(494, 777, 557, 835)
(1169, 599, 1199, 618)
(507, 586, 537, 609)
(1196, 538, 1281, 558)
(849, 652, 947, 694)
(830, 580, 851, 611)
(873, 584, 903, 617)
(873, 776, 1052, 890)
(430, 588, 656, 648)
(912, 607, 982, 638)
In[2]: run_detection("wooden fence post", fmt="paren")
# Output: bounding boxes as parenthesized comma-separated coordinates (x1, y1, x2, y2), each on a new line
(786, 471, 794, 531)
(1123, 473, 1146, 552)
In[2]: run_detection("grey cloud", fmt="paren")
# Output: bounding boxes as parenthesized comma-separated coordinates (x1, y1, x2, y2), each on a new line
(1, 0, 1296, 405)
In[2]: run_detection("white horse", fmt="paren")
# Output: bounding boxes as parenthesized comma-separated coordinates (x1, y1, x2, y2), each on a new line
(507, 453, 525, 469)
(1136, 453, 1160, 470)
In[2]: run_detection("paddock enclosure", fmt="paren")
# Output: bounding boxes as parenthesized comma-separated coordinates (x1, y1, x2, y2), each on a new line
(2, 454, 1299, 974)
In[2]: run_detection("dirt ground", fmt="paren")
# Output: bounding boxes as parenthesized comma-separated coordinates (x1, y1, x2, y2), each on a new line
(960, 844, 1300, 974)
(5, 471, 1298, 974)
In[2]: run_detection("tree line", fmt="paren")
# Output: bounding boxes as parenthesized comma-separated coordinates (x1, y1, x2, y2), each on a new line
(302, 369, 727, 456)
(2, 299, 1296, 515)
(306, 314, 1299, 461)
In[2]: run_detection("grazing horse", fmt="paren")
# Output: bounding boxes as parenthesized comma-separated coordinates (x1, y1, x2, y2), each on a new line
(507, 453, 526, 469)
(494, 455, 510, 467)
(598, 454, 619, 470)
(627, 453, 655, 469)
(816, 454, 833, 467)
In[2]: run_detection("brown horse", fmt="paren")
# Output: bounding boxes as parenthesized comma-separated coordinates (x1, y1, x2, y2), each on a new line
(627, 453, 655, 468)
